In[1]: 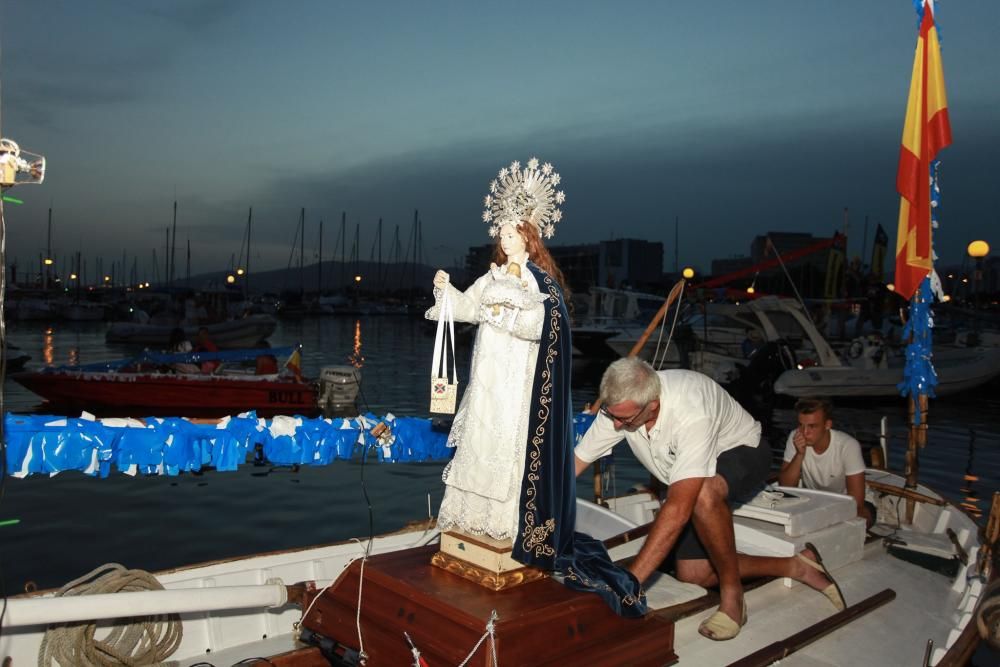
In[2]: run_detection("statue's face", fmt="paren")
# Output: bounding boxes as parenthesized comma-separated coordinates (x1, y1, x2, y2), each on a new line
(499, 224, 527, 258)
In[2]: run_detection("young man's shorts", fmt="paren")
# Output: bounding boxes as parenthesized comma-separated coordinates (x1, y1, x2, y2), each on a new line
(674, 441, 772, 561)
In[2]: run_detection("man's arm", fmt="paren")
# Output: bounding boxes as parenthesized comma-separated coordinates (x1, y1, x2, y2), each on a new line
(628, 477, 703, 583)
(845, 472, 872, 526)
(574, 413, 625, 477)
(778, 430, 805, 487)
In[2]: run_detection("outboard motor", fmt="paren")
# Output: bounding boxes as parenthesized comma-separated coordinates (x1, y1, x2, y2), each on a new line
(729, 339, 797, 418)
(317, 366, 361, 417)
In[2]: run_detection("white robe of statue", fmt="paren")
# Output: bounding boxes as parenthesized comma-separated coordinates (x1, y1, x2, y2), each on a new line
(426, 263, 547, 539)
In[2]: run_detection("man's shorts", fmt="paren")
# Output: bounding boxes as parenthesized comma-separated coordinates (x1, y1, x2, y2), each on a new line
(674, 441, 772, 561)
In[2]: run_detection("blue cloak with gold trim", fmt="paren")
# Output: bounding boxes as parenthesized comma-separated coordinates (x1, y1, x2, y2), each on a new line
(513, 262, 647, 617)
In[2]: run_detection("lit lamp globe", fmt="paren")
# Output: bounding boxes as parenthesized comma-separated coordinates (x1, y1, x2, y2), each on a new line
(236, 268, 245, 276)
(746, 285, 756, 295)
(682, 267, 695, 280)
(967, 240, 990, 259)
(226, 274, 236, 284)
(354, 275, 362, 283)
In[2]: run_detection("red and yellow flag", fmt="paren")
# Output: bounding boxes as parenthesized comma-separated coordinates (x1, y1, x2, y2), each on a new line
(894, 0, 952, 300)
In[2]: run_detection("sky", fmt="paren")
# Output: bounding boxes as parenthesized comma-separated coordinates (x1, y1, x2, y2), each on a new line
(1, 0, 998, 283)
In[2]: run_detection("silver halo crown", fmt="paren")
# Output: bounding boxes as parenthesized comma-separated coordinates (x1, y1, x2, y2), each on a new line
(482, 157, 565, 239)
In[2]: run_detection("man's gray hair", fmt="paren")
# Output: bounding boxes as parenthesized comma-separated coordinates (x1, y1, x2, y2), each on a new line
(599, 357, 661, 407)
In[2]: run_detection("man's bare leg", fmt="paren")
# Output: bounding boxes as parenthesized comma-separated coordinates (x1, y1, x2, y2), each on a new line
(676, 476, 839, 620)
(680, 475, 743, 622)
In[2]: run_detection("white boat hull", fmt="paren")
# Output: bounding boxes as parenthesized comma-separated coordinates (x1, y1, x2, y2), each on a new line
(0, 472, 992, 666)
(775, 345, 1000, 397)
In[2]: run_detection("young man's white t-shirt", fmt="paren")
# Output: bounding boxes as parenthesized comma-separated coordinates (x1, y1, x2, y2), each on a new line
(782, 429, 865, 494)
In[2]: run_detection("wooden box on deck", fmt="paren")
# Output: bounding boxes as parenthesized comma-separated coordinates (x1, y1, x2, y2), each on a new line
(301, 544, 677, 666)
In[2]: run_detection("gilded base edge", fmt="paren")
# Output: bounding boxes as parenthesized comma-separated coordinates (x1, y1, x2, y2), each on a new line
(430, 550, 547, 591)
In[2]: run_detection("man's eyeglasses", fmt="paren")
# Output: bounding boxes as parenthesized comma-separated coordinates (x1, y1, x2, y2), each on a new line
(600, 404, 646, 427)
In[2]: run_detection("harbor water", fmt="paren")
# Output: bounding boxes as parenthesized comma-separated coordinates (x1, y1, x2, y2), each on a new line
(2, 315, 999, 661)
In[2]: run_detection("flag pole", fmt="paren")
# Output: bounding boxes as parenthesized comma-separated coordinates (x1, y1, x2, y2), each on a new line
(895, 0, 951, 521)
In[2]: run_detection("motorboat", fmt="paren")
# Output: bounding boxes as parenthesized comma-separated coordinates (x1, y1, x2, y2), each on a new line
(572, 287, 668, 357)
(105, 313, 278, 348)
(3, 342, 31, 372)
(11, 347, 319, 417)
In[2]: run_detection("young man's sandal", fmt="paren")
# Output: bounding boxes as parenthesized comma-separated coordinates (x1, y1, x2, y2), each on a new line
(798, 541, 847, 611)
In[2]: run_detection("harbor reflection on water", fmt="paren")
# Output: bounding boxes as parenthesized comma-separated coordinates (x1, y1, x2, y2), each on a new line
(1, 317, 999, 592)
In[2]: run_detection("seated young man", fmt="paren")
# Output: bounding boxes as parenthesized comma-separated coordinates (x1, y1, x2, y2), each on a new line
(778, 397, 873, 527)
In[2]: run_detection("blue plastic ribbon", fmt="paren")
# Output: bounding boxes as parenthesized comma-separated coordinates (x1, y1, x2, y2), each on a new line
(3, 411, 462, 478)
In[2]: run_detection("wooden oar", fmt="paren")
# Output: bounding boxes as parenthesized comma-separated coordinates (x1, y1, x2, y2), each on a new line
(866, 479, 946, 506)
(724, 588, 896, 667)
(602, 521, 654, 550)
(587, 278, 686, 416)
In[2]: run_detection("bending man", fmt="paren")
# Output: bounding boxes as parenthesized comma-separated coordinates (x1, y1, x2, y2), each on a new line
(575, 358, 845, 641)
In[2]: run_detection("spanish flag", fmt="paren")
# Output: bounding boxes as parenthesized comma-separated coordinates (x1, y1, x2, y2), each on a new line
(285, 348, 302, 380)
(894, 0, 952, 300)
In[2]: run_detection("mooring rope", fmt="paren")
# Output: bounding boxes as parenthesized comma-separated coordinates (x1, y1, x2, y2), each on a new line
(38, 563, 182, 666)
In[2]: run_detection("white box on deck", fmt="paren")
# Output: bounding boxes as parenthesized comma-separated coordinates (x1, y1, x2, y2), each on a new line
(733, 486, 857, 536)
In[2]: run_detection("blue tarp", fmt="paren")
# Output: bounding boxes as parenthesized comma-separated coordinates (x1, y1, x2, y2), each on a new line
(3, 411, 602, 478)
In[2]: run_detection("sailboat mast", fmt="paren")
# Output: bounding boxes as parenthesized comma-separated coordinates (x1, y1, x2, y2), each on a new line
(318, 218, 323, 295)
(340, 211, 346, 290)
(164, 228, 169, 288)
(246, 207, 252, 298)
(45, 207, 52, 290)
(170, 200, 177, 286)
(300, 207, 305, 299)
(353, 221, 360, 284)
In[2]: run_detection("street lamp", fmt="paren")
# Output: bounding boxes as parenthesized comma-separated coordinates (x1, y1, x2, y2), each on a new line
(226, 274, 236, 285)
(967, 240, 990, 309)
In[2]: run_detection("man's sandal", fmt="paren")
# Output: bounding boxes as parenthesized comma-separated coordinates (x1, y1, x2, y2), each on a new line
(798, 542, 847, 611)
(697, 599, 747, 641)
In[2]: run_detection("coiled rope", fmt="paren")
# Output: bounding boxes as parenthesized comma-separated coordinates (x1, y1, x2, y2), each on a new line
(977, 578, 1000, 650)
(38, 563, 182, 667)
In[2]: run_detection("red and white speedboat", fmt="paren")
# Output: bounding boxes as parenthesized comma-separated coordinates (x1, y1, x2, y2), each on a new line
(11, 347, 319, 417)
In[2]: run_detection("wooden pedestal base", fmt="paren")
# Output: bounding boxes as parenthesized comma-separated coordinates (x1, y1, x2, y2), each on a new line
(302, 545, 677, 667)
(431, 530, 546, 590)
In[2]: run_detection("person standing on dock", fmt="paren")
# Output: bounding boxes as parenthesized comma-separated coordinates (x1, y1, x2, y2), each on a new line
(778, 397, 873, 528)
(575, 358, 847, 640)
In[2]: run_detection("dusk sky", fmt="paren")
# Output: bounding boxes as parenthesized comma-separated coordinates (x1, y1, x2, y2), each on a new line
(1, 0, 998, 283)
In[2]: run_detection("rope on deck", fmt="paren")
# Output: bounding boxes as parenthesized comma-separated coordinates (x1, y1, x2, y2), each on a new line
(38, 563, 182, 666)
